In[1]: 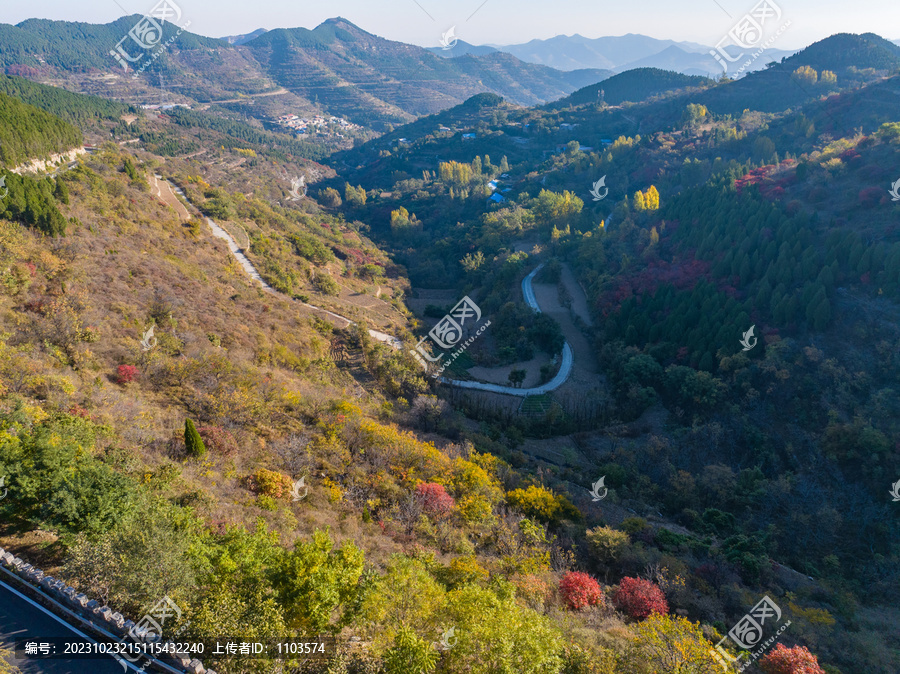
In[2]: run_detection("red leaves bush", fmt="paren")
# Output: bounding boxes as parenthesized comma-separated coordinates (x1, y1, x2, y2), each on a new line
(198, 425, 238, 455)
(559, 571, 604, 610)
(612, 577, 668, 620)
(759, 644, 826, 674)
(414, 482, 455, 514)
(858, 186, 884, 208)
(115, 364, 139, 384)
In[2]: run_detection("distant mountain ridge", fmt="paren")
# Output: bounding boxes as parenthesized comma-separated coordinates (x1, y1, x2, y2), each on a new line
(552, 68, 714, 108)
(436, 32, 797, 77)
(222, 28, 268, 45)
(0, 16, 612, 129)
(240, 18, 611, 127)
(493, 33, 711, 71)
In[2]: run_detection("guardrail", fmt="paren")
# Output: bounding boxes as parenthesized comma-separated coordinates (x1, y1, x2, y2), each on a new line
(0, 547, 214, 674)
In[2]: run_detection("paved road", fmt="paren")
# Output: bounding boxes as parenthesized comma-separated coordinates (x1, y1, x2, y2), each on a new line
(0, 581, 136, 673)
(438, 263, 575, 397)
(157, 177, 572, 384)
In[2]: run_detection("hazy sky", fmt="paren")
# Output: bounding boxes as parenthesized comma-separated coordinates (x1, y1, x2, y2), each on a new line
(1, 0, 898, 50)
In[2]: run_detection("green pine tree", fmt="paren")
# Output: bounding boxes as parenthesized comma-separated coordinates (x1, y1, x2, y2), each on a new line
(184, 419, 207, 458)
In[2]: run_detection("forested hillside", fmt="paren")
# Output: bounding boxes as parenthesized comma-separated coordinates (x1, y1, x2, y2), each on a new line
(0, 73, 134, 125)
(0, 91, 82, 166)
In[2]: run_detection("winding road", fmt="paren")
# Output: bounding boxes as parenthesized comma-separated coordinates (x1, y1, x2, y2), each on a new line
(154, 175, 402, 350)
(438, 263, 574, 396)
(154, 176, 573, 396)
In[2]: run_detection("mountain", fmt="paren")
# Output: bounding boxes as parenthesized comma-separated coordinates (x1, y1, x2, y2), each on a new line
(615, 43, 796, 77)
(552, 67, 713, 108)
(495, 33, 710, 71)
(0, 16, 610, 130)
(695, 32, 900, 115)
(427, 40, 498, 58)
(0, 16, 223, 71)
(221, 28, 268, 45)
(242, 18, 610, 128)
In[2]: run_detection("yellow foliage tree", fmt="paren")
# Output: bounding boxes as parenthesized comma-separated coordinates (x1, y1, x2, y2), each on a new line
(792, 65, 818, 85)
(645, 185, 660, 210)
(633, 190, 646, 211)
(632, 614, 723, 674)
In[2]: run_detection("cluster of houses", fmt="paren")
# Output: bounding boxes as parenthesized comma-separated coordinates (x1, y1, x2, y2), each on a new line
(273, 114, 359, 136)
(140, 103, 192, 111)
(487, 174, 512, 204)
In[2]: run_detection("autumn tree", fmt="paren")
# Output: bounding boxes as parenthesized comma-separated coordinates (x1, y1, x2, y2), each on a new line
(612, 577, 669, 620)
(759, 644, 826, 674)
(415, 482, 455, 515)
(791, 66, 818, 86)
(559, 571, 604, 610)
(632, 614, 723, 673)
(586, 525, 629, 564)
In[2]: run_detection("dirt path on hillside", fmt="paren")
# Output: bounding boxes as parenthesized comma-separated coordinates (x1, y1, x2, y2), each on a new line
(150, 173, 190, 220)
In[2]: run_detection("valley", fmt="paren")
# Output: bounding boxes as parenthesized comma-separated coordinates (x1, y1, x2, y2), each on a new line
(0, 9, 898, 674)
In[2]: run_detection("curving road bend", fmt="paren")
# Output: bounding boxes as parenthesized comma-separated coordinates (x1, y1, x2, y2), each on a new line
(156, 176, 571, 392)
(438, 263, 574, 397)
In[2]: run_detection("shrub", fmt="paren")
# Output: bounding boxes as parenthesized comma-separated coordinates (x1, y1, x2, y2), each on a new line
(511, 574, 551, 610)
(198, 425, 238, 455)
(506, 485, 580, 524)
(415, 482, 455, 515)
(383, 625, 438, 674)
(441, 556, 489, 588)
(559, 571, 604, 610)
(115, 364, 139, 384)
(759, 644, 826, 674)
(184, 419, 207, 458)
(251, 468, 294, 499)
(586, 525, 629, 564)
(612, 577, 669, 620)
(312, 272, 340, 296)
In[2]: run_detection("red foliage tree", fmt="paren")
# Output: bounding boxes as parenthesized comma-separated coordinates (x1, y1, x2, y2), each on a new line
(559, 571, 604, 610)
(858, 186, 884, 208)
(414, 482, 455, 515)
(115, 364, 139, 384)
(612, 577, 669, 620)
(759, 644, 826, 674)
(198, 425, 239, 455)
